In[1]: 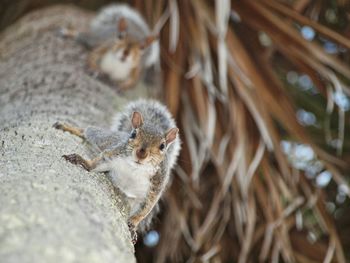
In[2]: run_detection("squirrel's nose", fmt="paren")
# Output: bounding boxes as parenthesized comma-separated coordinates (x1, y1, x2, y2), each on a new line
(136, 147, 147, 160)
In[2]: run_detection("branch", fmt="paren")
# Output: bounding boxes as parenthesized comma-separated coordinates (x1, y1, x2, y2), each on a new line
(0, 5, 151, 263)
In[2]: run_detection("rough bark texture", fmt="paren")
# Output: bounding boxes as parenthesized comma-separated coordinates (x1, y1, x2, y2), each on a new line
(0, 5, 154, 263)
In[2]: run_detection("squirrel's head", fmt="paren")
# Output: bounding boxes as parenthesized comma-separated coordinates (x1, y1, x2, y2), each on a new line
(127, 111, 179, 167)
(110, 17, 158, 64)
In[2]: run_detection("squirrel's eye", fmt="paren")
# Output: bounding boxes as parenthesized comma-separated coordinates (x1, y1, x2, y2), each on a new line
(159, 143, 166, 151)
(130, 129, 137, 139)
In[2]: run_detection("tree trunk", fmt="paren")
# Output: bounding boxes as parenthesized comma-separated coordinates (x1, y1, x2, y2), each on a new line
(0, 5, 151, 263)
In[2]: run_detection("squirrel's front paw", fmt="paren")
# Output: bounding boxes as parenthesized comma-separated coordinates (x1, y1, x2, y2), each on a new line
(62, 154, 90, 171)
(127, 222, 138, 245)
(63, 154, 81, 164)
(53, 121, 64, 130)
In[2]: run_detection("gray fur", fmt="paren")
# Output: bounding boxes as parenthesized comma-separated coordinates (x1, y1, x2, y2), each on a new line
(91, 4, 150, 43)
(84, 126, 129, 151)
(77, 4, 159, 67)
(85, 99, 180, 233)
(112, 99, 181, 170)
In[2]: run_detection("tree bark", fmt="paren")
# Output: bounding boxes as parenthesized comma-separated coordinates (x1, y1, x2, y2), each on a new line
(0, 5, 151, 263)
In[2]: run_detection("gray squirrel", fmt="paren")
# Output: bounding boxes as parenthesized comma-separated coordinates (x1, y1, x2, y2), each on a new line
(60, 4, 159, 89)
(54, 99, 181, 243)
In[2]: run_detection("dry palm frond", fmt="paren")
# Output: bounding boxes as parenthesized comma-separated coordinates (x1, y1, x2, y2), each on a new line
(132, 0, 350, 262)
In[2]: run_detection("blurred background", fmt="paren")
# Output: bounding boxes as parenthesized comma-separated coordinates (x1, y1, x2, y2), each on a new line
(2, 0, 350, 262)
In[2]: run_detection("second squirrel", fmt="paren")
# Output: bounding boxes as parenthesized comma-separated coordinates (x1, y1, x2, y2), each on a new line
(54, 99, 181, 244)
(60, 4, 159, 89)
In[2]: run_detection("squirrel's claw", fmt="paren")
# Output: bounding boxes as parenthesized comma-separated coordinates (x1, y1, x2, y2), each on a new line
(62, 154, 90, 171)
(127, 222, 138, 245)
(63, 154, 81, 165)
(53, 121, 63, 130)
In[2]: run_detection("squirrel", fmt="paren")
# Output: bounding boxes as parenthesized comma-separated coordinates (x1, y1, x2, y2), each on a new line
(59, 4, 160, 89)
(54, 99, 181, 244)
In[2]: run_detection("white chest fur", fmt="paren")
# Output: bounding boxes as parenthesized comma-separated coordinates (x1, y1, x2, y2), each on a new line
(100, 50, 135, 81)
(106, 157, 157, 201)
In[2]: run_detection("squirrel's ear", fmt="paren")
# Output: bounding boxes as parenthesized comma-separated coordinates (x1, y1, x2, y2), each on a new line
(131, 111, 144, 128)
(117, 17, 128, 39)
(165, 128, 179, 145)
(139, 35, 158, 50)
